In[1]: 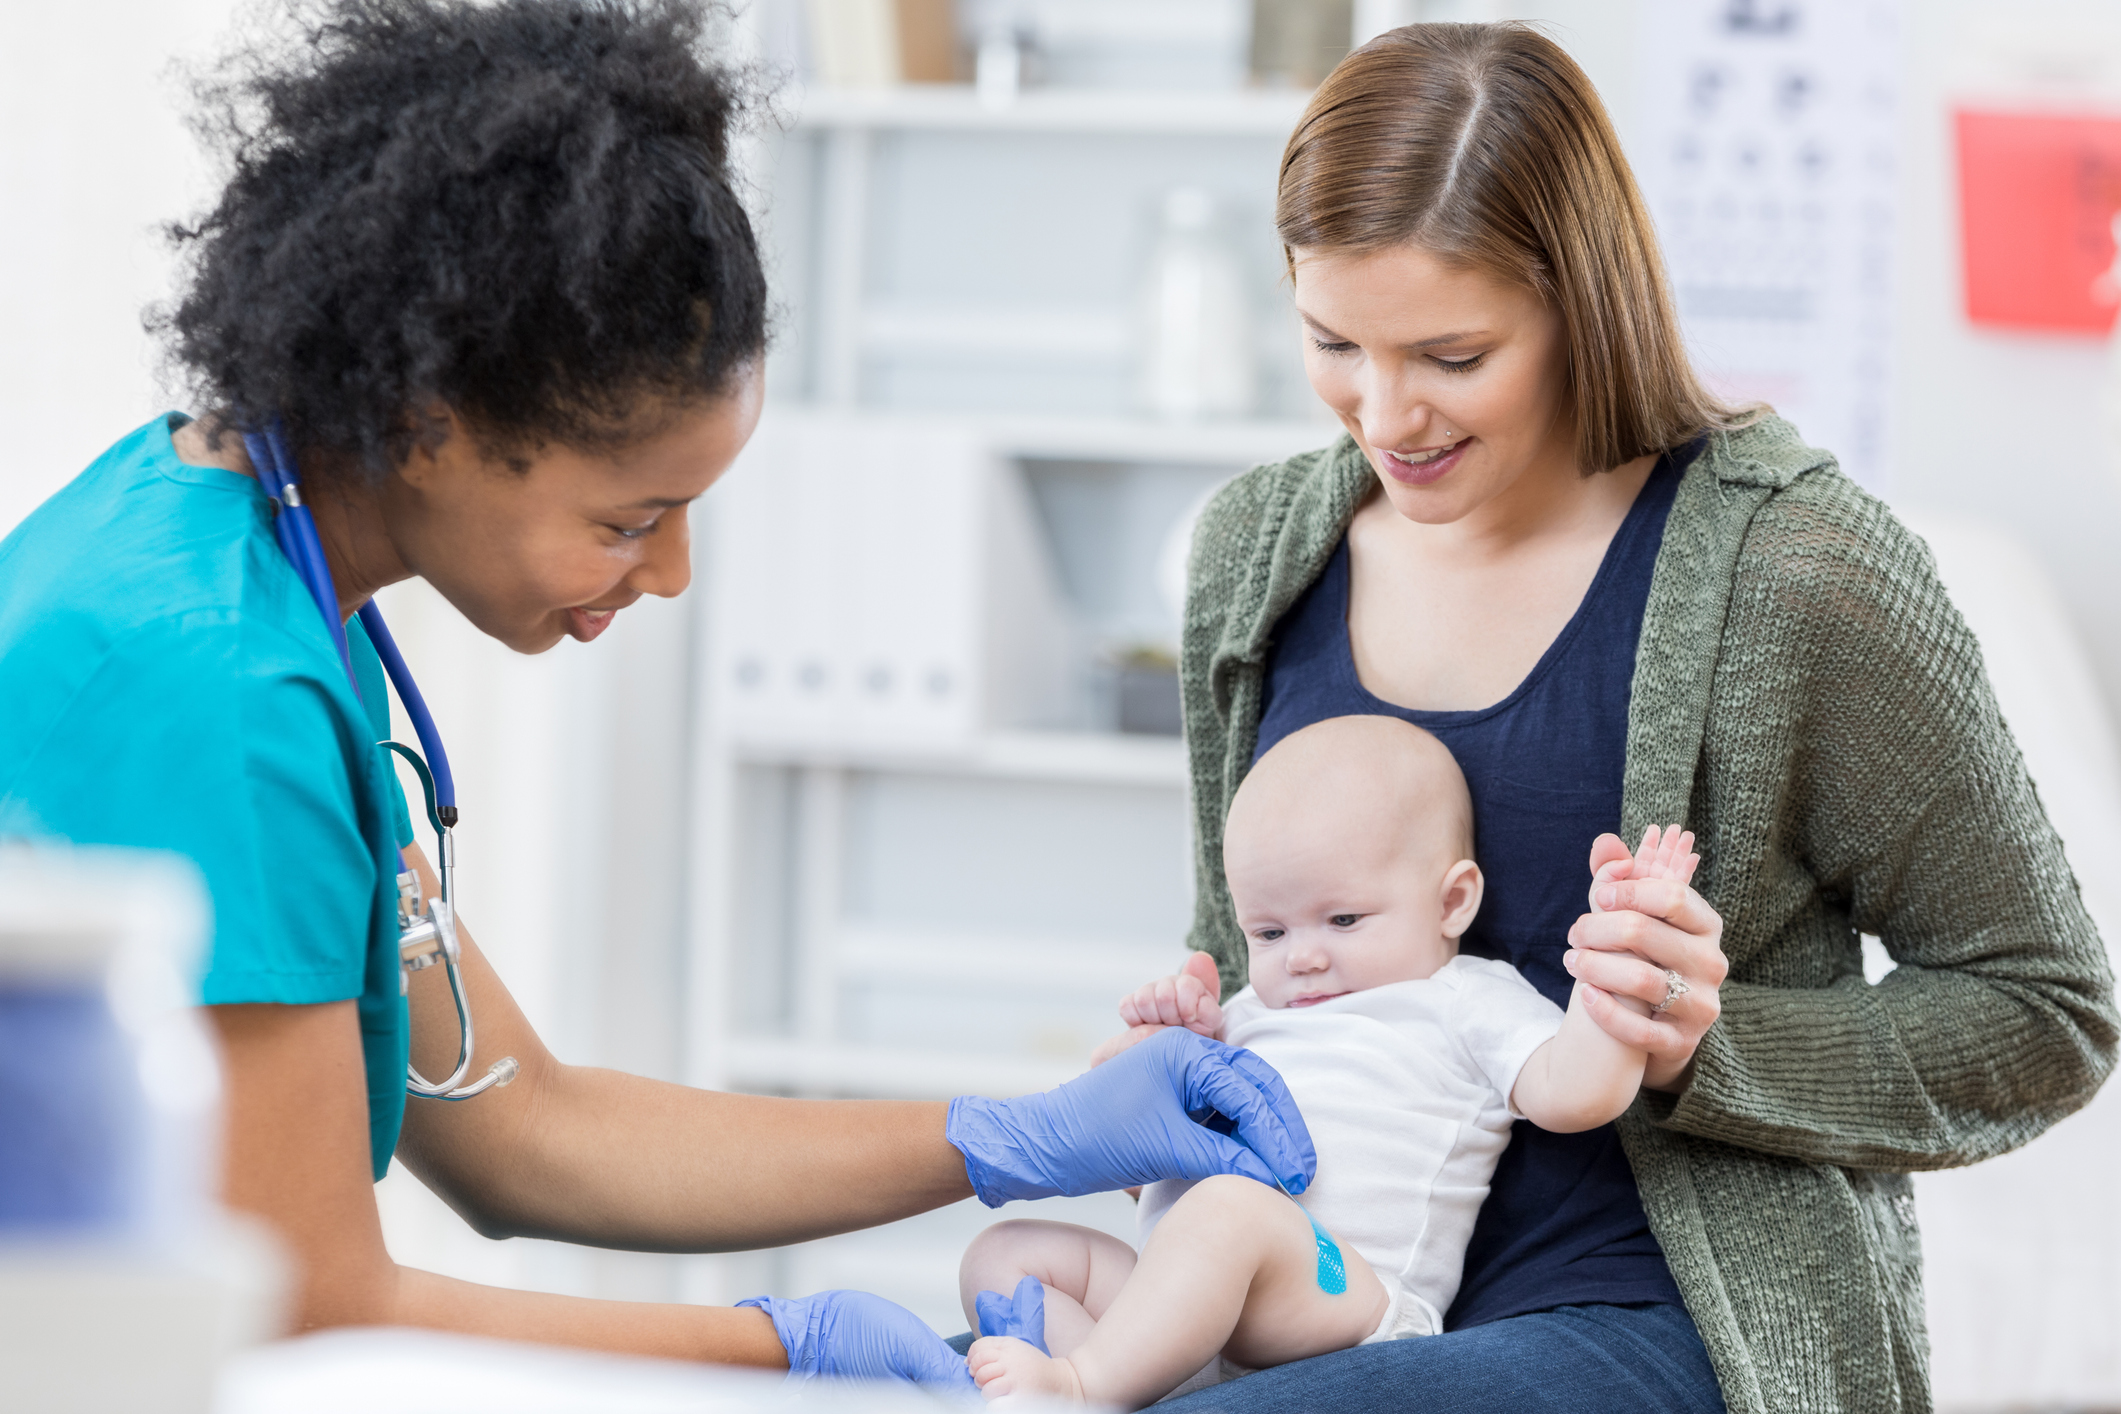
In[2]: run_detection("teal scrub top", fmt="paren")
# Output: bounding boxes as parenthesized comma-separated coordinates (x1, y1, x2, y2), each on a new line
(0, 415, 419, 1179)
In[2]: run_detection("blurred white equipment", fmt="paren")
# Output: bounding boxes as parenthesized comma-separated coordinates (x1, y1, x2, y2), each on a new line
(0, 845, 283, 1414)
(216, 1327, 1050, 1414)
(1137, 187, 1258, 422)
(1898, 513, 2121, 1411)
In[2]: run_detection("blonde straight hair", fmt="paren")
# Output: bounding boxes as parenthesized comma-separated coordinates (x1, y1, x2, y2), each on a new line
(1276, 22, 1757, 472)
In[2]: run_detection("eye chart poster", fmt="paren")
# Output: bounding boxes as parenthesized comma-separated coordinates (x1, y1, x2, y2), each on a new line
(1635, 0, 1901, 489)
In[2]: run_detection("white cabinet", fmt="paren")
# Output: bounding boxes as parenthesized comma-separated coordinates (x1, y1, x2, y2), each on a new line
(690, 414, 1329, 1105)
(683, 52, 1337, 1323)
(706, 410, 1079, 748)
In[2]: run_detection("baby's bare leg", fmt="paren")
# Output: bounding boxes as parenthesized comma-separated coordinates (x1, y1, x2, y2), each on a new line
(967, 1175, 1389, 1409)
(960, 1219, 1139, 1356)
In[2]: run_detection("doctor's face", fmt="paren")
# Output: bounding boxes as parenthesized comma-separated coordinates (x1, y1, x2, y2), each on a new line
(384, 366, 763, 653)
(1291, 243, 1577, 525)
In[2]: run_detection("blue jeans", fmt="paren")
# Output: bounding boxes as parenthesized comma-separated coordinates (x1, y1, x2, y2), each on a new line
(950, 1302, 1725, 1413)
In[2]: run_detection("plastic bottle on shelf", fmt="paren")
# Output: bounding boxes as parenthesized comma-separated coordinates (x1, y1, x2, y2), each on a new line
(1138, 187, 1258, 422)
(973, 0, 1040, 108)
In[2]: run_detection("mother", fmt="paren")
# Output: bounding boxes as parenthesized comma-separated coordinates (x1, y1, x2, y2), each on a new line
(0, 0, 1314, 1383)
(1158, 23, 2115, 1413)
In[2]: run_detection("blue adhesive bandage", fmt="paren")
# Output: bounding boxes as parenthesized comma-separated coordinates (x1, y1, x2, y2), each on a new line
(1276, 1178, 1347, 1295)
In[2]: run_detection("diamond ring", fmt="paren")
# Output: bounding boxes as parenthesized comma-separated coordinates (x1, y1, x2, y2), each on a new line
(1653, 969, 1691, 1014)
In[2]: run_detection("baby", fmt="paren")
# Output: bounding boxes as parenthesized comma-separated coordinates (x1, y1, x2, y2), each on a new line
(958, 715, 1697, 1409)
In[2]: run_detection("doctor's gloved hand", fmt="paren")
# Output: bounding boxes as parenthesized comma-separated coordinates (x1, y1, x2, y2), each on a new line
(975, 1275, 1050, 1354)
(947, 1026, 1316, 1205)
(737, 1290, 976, 1394)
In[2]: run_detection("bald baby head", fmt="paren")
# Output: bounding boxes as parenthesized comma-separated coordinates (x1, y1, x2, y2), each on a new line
(1229, 717, 1473, 868)
(1224, 717, 1482, 1005)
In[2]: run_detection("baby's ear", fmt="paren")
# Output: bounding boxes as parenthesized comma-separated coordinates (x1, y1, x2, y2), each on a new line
(1439, 859, 1484, 939)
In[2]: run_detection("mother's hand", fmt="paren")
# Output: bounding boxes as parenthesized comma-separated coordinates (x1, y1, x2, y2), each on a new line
(1565, 832, 1730, 1093)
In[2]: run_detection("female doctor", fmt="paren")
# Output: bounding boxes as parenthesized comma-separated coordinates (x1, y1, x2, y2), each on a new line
(0, 0, 1313, 1381)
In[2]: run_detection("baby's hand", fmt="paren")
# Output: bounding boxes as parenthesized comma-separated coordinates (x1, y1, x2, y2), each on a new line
(1589, 824, 1697, 909)
(1118, 950, 1224, 1035)
(1088, 951, 1224, 1066)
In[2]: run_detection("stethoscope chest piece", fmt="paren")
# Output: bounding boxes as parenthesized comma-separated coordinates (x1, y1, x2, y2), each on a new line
(397, 869, 456, 981)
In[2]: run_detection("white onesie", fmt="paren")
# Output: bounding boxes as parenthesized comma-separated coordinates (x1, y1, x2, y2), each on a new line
(1139, 955, 1564, 1347)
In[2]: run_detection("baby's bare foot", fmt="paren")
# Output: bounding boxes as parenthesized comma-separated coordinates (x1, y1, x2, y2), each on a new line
(967, 1335, 1087, 1406)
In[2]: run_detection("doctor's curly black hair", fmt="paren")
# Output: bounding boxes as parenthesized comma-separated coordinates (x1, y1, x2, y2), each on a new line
(158, 0, 767, 480)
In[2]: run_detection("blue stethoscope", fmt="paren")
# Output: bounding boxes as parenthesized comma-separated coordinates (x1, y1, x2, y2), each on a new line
(243, 422, 516, 1101)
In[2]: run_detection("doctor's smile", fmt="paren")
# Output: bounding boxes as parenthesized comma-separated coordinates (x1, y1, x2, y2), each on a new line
(565, 604, 622, 641)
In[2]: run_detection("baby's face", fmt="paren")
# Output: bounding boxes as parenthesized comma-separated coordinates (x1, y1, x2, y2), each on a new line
(1228, 817, 1477, 1010)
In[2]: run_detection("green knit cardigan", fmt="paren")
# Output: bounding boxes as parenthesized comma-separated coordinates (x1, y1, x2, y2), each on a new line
(1178, 415, 2117, 1413)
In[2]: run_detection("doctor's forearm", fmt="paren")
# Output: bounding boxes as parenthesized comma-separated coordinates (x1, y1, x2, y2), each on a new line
(209, 999, 791, 1366)
(392, 844, 976, 1249)
(389, 1264, 787, 1367)
(422, 1066, 976, 1250)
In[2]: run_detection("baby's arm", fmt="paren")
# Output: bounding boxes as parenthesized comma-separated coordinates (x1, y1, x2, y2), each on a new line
(1511, 826, 1697, 1133)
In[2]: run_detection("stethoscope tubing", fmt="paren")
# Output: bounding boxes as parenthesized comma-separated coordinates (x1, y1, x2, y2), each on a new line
(356, 602, 456, 824)
(242, 417, 508, 1101)
(244, 425, 360, 694)
(244, 422, 456, 821)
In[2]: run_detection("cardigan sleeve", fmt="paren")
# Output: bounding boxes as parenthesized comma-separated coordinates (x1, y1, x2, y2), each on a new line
(1179, 467, 1272, 995)
(1654, 476, 2119, 1169)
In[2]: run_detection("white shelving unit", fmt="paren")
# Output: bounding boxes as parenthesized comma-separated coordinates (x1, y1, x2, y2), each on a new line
(729, 727, 1189, 788)
(684, 48, 1331, 1321)
(684, 406, 1327, 1105)
(753, 73, 1324, 416)
(789, 83, 1312, 136)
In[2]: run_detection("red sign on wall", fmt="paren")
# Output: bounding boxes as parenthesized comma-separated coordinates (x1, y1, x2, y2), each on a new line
(1955, 109, 2121, 334)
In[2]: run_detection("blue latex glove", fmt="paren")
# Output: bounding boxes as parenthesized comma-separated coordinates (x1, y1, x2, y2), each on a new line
(947, 1026, 1316, 1205)
(738, 1290, 976, 1394)
(974, 1275, 1049, 1354)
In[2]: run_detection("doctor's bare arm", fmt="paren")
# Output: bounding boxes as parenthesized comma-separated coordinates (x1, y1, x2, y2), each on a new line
(208, 841, 977, 1360)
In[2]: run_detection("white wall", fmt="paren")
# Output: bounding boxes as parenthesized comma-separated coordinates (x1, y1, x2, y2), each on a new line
(1524, 0, 2121, 713)
(0, 1, 231, 527)
(1890, 1, 2121, 710)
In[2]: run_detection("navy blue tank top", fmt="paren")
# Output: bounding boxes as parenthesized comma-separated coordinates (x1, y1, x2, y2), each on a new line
(1253, 442, 1698, 1327)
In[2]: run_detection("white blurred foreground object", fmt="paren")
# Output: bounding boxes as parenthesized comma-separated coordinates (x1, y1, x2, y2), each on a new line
(1137, 188, 1257, 422)
(216, 1327, 1068, 1413)
(0, 845, 284, 1414)
(1896, 514, 2121, 1411)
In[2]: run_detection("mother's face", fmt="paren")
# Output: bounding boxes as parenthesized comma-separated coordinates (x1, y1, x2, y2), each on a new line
(1291, 243, 1574, 525)
(381, 367, 763, 653)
